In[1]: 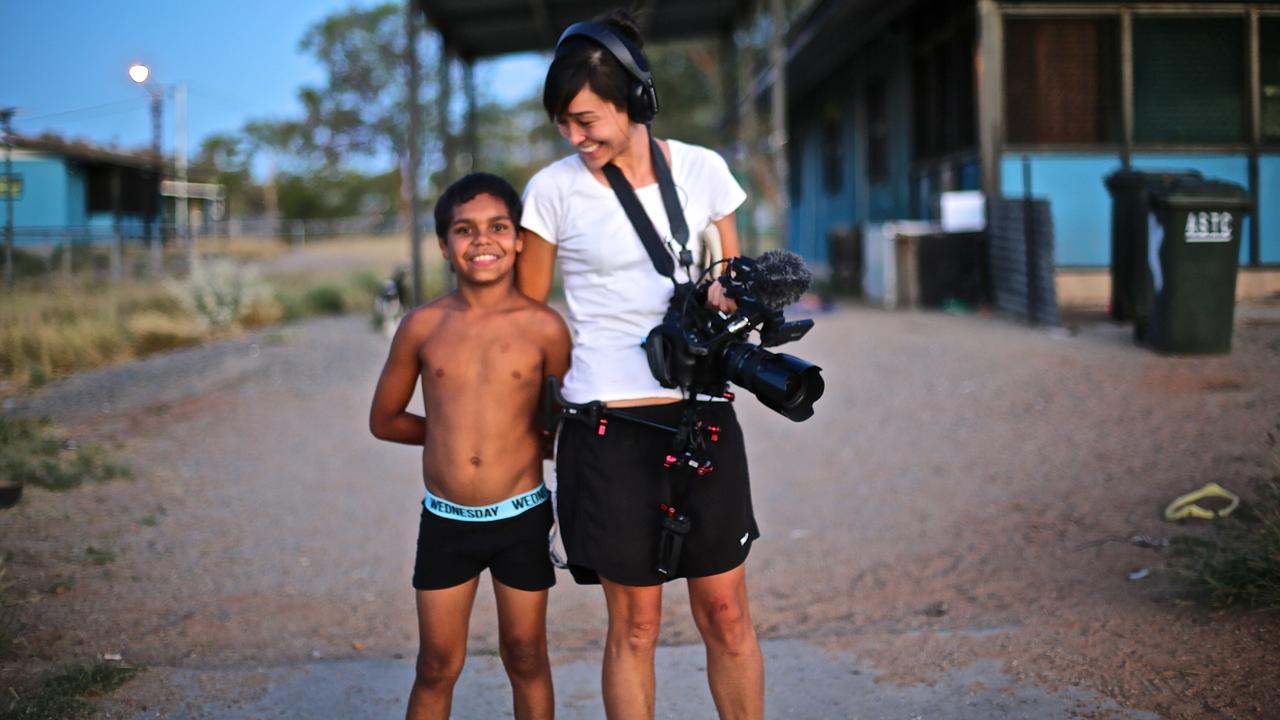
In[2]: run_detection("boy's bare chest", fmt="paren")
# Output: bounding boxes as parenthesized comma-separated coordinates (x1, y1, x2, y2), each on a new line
(418, 320, 542, 389)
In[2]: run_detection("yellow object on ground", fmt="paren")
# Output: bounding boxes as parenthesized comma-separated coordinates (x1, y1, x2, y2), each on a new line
(1164, 482, 1240, 521)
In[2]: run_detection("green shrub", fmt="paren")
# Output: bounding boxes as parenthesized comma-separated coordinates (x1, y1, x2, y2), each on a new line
(0, 418, 130, 494)
(1168, 426, 1280, 610)
(302, 284, 347, 315)
(0, 662, 140, 720)
(167, 259, 275, 329)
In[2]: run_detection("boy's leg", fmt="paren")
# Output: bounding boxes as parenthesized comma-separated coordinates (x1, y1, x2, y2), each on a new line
(600, 578, 664, 720)
(687, 564, 764, 720)
(407, 578, 480, 720)
(492, 578, 554, 720)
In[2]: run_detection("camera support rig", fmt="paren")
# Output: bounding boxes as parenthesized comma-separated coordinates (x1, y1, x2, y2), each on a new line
(542, 375, 722, 476)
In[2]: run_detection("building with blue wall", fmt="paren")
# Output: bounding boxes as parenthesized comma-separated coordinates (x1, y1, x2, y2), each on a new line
(783, 0, 1280, 301)
(4, 136, 161, 246)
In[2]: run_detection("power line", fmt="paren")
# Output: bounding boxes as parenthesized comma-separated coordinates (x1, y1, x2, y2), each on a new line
(14, 97, 146, 124)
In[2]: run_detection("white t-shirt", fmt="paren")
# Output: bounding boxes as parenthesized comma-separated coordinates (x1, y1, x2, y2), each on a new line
(522, 139, 747, 404)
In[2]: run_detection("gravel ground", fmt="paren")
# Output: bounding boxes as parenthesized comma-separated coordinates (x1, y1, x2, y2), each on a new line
(2, 301, 1278, 718)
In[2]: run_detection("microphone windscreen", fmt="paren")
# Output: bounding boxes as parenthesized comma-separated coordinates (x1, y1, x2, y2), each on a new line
(752, 249, 812, 310)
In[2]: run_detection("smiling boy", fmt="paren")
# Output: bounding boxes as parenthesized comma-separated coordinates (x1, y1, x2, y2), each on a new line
(369, 173, 571, 720)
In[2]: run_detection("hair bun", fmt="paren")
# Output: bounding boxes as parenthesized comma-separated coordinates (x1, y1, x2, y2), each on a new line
(598, 8, 644, 49)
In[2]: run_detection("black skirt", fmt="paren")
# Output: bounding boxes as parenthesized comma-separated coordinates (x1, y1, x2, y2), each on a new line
(555, 401, 759, 586)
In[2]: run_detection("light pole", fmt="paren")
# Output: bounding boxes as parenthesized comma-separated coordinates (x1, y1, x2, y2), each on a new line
(130, 64, 165, 275)
(2, 107, 16, 291)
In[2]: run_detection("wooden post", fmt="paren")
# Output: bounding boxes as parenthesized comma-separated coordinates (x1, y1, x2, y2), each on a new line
(1120, 7, 1133, 169)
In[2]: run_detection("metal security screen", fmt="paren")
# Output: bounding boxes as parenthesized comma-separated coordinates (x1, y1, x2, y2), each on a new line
(1132, 17, 1246, 144)
(1005, 18, 1120, 145)
(1262, 18, 1280, 143)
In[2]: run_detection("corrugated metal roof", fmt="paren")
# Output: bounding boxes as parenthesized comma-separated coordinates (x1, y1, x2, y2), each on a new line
(416, 0, 748, 59)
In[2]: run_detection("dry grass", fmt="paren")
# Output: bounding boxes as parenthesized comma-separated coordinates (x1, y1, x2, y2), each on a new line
(0, 238, 417, 391)
(0, 282, 189, 389)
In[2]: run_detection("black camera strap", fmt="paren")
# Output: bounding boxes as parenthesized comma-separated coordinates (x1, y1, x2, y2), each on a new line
(601, 129, 692, 283)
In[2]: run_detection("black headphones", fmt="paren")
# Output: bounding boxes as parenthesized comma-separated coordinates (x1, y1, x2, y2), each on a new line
(556, 21, 660, 124)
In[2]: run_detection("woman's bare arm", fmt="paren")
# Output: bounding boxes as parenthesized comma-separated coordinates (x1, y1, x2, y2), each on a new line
(706, 212, 743, 312)
(516, 231, 558, 303)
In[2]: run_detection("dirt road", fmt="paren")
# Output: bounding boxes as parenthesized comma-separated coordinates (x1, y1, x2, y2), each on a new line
(3, 303, 1278, 718)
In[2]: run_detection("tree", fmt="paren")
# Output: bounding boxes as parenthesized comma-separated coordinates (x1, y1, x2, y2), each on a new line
(192, 132, 263, 217)
(245, 2, 437, 174)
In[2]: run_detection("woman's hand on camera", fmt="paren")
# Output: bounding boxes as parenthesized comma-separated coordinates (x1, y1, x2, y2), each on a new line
(706, 278, 738, 314)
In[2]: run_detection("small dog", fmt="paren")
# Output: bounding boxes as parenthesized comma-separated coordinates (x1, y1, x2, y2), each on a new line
(374, 273, 406, 339)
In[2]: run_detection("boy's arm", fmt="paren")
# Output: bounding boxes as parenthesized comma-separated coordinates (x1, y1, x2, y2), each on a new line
(369, 312, 428, 445)
(537, 308, 573, 458)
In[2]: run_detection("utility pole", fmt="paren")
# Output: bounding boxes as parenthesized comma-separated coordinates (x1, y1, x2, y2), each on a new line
(406, 0, 424, 304)
(148, 89, 163, 274)
(1, 107, 15, 291)
(176, 82, 191, 265)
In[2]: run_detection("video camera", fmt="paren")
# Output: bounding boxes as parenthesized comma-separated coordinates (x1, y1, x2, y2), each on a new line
(643, 249, 825, 421)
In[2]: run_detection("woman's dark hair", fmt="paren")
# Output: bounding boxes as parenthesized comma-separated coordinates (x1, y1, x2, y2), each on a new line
(543, 8, 646, 121)
(434, 172, 523, 240)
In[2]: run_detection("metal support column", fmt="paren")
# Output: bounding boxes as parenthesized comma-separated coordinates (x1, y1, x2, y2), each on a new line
(1120, 7, 1133, 169)
(976, 0, 1003, 206)
(719, 25, 740, 171)
(1248, 7, 1262, 267)
(406, 0, 424, 303)
(768, 0, 789, 249)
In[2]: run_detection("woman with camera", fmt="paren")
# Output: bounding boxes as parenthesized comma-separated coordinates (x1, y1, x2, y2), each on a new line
(516, 9, 764, 720)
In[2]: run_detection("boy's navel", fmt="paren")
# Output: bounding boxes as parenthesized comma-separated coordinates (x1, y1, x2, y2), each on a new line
(469, 456, 482, 467)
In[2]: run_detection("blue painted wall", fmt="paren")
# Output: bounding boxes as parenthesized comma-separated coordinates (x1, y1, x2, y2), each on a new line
(1131, 154, 1251, 265)
(1258, 154, 1280, 264)
(788, 32, 917, 265)
(1000, 152, 1265, 267)
(999, 153, 1119, 267)
(65, 165, 87, 227)
(10, 155, 70, 228)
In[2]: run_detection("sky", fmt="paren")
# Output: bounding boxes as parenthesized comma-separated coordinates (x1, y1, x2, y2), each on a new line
(0, 1, 548, 168)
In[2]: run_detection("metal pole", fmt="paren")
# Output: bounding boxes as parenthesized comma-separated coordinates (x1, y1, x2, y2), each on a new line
(1, 107, 14, 291)
(149, 90, 163, 275)
(406, 0, 424, 304)
(176, 82, 191, 265)
(768, 0, 789, 250)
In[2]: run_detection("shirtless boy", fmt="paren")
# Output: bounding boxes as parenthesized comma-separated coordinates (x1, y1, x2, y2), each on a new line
(369, 172, 571, 720)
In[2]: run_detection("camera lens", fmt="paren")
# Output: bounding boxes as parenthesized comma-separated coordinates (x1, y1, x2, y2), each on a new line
(721, 343, 824, 421)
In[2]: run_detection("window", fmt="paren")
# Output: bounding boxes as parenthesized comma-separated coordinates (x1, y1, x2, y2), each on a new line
(866, 78, 889, 183)
(1262, 18, 1280, 143)
(1005, 18, 1120, 145)
(822, 105, 843, 194)
(1132, 17, 1245, 144)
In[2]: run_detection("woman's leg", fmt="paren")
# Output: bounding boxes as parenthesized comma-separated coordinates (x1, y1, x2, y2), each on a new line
(687, 564, 764, 720)
(407, 577, 481, 720)
(492, 578, 554, 720)
(600, 578, 664, 720)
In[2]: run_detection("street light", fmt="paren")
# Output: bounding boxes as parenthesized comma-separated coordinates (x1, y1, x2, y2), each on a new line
(131, 63, 164, 275)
